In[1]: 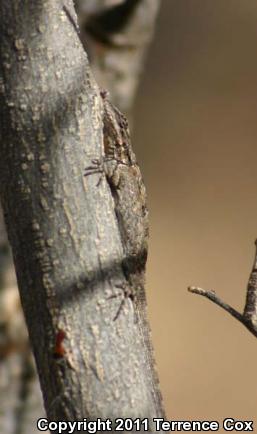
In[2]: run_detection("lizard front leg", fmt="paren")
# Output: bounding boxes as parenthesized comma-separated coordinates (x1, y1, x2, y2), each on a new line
(84, 157, 120, 187)
(108, 282, 136, 321)
(84, 158, 105, 186)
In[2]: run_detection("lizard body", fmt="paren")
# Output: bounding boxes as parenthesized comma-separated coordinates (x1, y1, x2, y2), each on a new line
(85, 91, 165, 418)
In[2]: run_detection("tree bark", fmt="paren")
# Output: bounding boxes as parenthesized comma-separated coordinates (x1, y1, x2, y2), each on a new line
(0, 0, 165, 428)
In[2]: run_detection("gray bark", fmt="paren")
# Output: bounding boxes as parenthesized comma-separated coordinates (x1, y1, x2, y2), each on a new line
(0, 0, 164, 429)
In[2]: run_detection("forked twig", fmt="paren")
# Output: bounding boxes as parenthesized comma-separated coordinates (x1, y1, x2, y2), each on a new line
(188, 240, 257, 338)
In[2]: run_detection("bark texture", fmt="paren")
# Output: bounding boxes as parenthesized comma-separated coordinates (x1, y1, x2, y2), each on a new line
(0, 0, 164, 428)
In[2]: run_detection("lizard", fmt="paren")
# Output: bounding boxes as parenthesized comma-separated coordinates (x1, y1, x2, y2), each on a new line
(85, 89, 148, 301)
(84, 90, 166, 419)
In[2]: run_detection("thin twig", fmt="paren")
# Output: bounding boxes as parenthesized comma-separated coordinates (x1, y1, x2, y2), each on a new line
(188, 286, 257, 338)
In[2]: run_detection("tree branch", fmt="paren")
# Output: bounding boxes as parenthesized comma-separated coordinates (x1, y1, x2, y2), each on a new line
(188, 240, 257, 338)
(0, 0, 164, 424)
(75, 0, 161, 115)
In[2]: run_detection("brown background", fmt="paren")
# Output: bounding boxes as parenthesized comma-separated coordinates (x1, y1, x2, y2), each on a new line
(134, 0, 257, 428)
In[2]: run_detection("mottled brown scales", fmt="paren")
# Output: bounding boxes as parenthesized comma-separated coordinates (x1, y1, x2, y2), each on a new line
(102, 95, 136, 166)
(85, 91, 148, 288)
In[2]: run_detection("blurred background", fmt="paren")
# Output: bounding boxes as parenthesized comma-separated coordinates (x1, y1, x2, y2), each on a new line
(134, 0, 257, 427)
